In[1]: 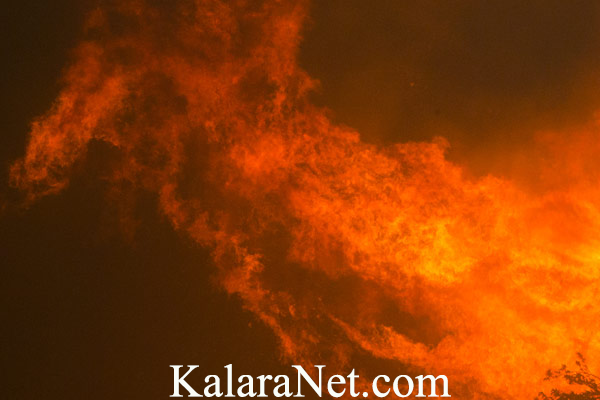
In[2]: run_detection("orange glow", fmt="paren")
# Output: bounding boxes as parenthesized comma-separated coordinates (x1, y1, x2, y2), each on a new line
(10, 1, 600, 398)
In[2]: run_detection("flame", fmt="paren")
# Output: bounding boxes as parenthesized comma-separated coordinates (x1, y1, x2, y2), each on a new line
(10, 1, 600, 398)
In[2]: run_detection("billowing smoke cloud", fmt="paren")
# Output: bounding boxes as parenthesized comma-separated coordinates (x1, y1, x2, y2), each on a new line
(10, 0, 600, 398)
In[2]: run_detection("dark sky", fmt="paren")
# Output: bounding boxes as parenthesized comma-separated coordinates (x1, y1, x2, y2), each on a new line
(3, 1, 600, 399)
(300, 0, 600, 175)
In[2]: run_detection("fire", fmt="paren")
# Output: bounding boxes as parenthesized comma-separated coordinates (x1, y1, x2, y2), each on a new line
(9, 0, 600, 398)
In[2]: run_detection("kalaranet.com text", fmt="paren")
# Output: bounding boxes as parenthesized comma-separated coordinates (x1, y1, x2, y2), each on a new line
(170, 365, 450, 398)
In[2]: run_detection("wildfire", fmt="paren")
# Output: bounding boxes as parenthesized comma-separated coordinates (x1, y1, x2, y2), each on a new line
(10, 1, 600, 398)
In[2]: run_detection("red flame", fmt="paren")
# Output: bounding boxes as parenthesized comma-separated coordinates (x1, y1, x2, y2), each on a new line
(10, 1, 600, 398)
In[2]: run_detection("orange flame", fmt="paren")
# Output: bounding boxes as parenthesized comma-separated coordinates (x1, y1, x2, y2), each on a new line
(10, 1, 600, 398)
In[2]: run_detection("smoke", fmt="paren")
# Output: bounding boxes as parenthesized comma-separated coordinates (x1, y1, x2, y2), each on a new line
(10, 0, 600, 398)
